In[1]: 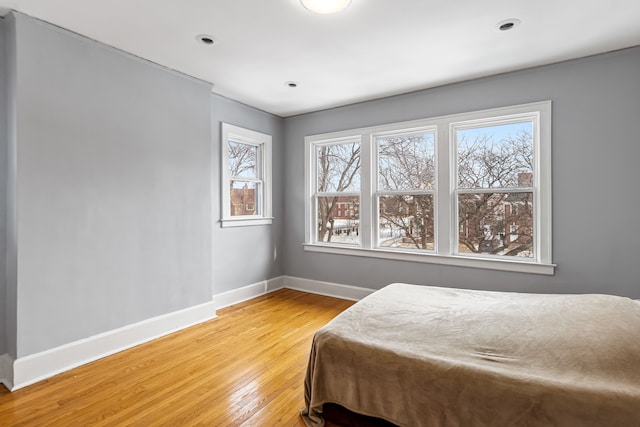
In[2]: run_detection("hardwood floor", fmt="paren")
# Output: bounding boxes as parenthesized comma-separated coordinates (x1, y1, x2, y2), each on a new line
(0, 289, 354, 426)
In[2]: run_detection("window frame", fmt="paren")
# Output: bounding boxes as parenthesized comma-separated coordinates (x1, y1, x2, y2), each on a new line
(310, 137, 362, 246)
(304, 101, 554, 275)
(221, 123, 272, 228)
(373, 126, 438, 252)
(451, 113, 540, 261)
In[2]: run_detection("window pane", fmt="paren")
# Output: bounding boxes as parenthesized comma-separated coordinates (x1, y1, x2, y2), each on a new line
(458, 192, 533, 258)
(378, 194, 434, 250)
(316, 196, 359, 244)
(230, 180, 259, 216)
(229, 141, 257, 179)
(316, 142, 360, 193)
(377, 132, 435, 191)
(457, 121, 533, 189)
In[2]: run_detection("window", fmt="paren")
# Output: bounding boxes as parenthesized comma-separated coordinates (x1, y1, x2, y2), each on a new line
(454, 119, 535, 259)
(305, 101, 553, 274)
(314, 138, 361, 245)
(376, 129, 436, 251)
(221, 123, 272, 227)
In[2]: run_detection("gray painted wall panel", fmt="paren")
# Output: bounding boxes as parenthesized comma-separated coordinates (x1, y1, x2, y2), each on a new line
(211, 95, 284, 294)
(284, 47, 640, 299)
(4, 12, 17, 359)
(12, 13, 214, 357)
(0, 17, 7, 356)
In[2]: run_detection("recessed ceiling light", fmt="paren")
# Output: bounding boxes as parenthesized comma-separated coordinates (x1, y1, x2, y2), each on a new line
(285, 81, 299, 88)
(196, 34, 216, 45)
(495, 18, 521, 32)
(300, 0, 352, 14)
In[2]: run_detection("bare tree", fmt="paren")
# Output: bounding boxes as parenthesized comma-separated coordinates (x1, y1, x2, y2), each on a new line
(378, 135, 434, 190)
(317, 143, 360, 242)
(378, 134, 435, 249)
(228, 141, 256, 179)
(457, 129, 534, 257)
(227, 141, 258, 216)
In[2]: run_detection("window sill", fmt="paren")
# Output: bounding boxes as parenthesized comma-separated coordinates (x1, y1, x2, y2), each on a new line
(303, 244, 555, 275)
(220, 217, 273, 228)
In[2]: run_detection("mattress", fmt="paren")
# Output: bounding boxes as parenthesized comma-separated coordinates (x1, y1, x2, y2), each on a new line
(301, 283, 640, 427)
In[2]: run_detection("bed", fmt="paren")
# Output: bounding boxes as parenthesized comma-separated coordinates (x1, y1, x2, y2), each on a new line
(301, 283, 640, 427)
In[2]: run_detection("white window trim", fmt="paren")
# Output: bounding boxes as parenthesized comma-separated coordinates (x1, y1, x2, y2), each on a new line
(304, 101, 554, 275)
(221, 123, 272, 228)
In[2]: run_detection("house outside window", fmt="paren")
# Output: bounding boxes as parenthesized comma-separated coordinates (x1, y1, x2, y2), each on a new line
(304, 101, 553, 275)
(221, 123, 272, 227)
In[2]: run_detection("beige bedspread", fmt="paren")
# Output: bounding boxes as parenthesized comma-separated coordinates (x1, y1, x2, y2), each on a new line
(301, 284, 640, 427)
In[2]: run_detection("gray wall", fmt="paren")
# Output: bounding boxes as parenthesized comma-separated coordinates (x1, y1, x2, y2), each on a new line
(0, 16, 7, 356)
(283, 47, 640, 299)
(211, 95, 284, 294)
(9, 13, 214, 357)
(5, 13, 18, 359)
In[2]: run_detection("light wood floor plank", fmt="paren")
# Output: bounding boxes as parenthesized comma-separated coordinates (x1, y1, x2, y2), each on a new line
(0, 289, 354, 426)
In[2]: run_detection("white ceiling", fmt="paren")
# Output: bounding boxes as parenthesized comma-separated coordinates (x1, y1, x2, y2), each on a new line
(1, 0, 639, 117)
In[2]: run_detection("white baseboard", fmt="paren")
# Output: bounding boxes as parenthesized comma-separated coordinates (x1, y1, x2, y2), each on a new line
(0, 353, 13, 391)
(213, 275, 375, 309)
(266, 275, 287, 293)
(214, 276, 286, 309)
(11, 300, 217, 391)
(283, 276, 375, 301)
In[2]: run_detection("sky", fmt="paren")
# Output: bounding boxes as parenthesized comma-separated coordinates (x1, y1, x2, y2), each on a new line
(456, 121, 532, 145)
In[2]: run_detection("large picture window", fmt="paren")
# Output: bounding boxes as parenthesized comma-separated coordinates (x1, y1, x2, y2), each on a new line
(304, 101, 553, 274)
(221, 123, 272, 227)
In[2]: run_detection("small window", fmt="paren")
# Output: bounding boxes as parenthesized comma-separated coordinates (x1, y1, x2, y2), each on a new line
(221, 123, 272, 227)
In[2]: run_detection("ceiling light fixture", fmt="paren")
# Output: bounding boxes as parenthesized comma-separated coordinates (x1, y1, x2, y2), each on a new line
(300, 0, 352, 14)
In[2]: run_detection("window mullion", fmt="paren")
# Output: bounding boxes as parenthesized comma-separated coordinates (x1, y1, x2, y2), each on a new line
(230, 177, 262, 183)
(316, 191, 360, 198)
(456, 187, 534, 194)
(377, 189, 435, 196)
(360, 133, 372, 249)
(437, 121, 452, 255)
